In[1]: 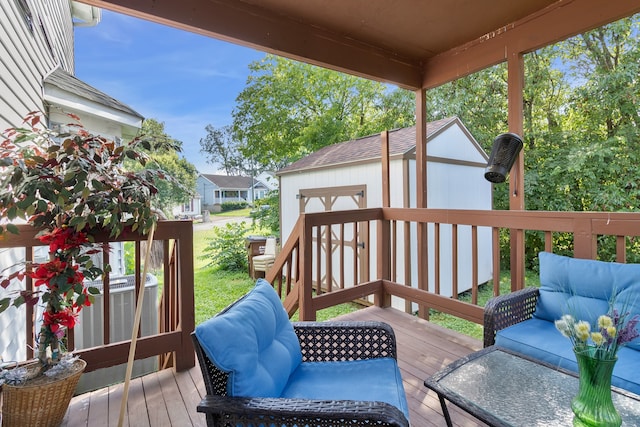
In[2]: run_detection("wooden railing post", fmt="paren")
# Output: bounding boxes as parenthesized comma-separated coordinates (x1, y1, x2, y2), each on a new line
(298, 214, 316, 321)
(175, 222, 195, 371)
(573, 217, 597, 260)
(376, 215, 391, 307)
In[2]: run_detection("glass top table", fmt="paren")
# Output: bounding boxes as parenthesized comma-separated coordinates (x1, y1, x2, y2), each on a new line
(424, 346, 640, 427)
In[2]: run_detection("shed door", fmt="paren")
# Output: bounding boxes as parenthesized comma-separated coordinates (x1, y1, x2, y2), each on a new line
(298, 185, 367, 291)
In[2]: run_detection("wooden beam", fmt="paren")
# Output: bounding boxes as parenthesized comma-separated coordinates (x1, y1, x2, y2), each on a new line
(423, 0, 640, 88)
(508, 51, 526, 291)
(415, 89, 429, 318)
(78, 0, 423, 89)
(381, 131, 390, 208)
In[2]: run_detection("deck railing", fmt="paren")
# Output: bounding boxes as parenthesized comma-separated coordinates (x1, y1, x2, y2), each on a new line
(267, 208, 640, 323)
(0, 220, 195, 373)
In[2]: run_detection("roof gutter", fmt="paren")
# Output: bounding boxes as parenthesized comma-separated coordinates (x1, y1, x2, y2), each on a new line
(72, 1, 102, 27)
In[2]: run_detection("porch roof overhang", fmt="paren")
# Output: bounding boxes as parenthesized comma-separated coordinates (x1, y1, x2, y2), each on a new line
(78, 0, 640, 91)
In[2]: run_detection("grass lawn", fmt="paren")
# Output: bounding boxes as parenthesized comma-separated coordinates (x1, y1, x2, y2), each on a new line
(427, 269, 540, 340)
(193, 225, 360, 325)
(192, 223, 539, 340)
(211, 208, 252, 218)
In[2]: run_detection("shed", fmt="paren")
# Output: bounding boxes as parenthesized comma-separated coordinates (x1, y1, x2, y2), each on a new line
(277, 117, 493, 308)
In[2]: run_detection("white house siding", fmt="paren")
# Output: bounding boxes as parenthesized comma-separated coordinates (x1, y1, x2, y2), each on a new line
(49, 109, 125, 140)
(0, 0, 76, 364)
(0, 1, 136, 363)
(0, 0, 74, 130)
(0, 248, 28, 363)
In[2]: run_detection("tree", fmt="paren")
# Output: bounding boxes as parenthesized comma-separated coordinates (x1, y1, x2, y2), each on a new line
(563, 18, 640, 140)
(232, 55, 415, 170)
(420, 15, 640, 263)
(199, 124, 250, 175)
(137, 119, 197, 217)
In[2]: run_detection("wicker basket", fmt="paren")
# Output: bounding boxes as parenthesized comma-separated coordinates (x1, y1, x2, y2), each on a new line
(1, 359, 86, 427)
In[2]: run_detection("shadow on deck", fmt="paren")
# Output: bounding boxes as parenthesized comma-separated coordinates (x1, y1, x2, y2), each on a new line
(61, 306, 487, 427)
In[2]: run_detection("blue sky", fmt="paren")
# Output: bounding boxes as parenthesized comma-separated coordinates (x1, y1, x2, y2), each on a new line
(74, 9, 264, 174)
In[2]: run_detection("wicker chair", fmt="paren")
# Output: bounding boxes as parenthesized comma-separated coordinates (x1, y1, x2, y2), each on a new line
(192, 320, 410, 427)
(483, 287, 540, 347)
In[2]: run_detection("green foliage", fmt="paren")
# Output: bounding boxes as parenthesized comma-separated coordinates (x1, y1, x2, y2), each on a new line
(221, 201, 248, 211)
(194, 269, 255, 325)
(193, 267, 361, 325)
(0, 112, 164, 238)
(428, 270, 541, 339)
(124, 241, 135, 275)
(200, 221, 251, 271)
(425, 15, 640, 264)
(251, 190, 280, 234)
(0, 112, 175, 365)
(199, 125, 250, 175)
(193, 227, 360, 325)
(135, 119, 197, 218)
(427, 64, 508, 151)
(232, 54, 415, 170)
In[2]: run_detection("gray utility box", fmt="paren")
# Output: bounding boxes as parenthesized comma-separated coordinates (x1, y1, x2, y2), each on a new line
(74, 274, 159, 394)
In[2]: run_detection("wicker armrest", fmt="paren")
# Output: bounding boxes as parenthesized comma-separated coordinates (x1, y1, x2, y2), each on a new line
(197, 395, 410, 427)
(293, 321, 397, 361)
(483, 287, 540, 348)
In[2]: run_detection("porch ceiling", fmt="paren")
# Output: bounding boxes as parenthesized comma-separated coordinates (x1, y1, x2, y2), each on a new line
(79, 0, 640, 90)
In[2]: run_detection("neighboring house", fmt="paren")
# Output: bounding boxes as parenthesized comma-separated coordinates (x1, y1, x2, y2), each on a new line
(277, 117, 493, 309)
(172, 194, 202, 219)
(0, 1, 148, 379)
(196, 173, 278, 212)
(255, 171, 278, 199)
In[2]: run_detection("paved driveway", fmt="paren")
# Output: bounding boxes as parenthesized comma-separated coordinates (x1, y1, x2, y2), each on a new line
(192, 215, 250, 231)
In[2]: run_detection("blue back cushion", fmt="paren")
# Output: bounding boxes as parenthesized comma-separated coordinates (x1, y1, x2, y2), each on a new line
(194, 279, 302, 397)
(534, 252, 640, 350)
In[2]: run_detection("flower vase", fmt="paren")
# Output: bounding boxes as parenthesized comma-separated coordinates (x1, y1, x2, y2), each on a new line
(572, 350, 621, 427)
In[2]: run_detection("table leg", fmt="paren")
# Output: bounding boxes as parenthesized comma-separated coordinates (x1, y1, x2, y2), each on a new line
(438, 394, 454, 427)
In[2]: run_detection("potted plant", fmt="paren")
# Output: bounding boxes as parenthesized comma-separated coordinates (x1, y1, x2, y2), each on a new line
(0, 112, 176, 426)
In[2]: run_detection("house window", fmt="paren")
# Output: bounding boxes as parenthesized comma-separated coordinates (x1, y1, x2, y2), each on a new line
(15, 0, 34, 32)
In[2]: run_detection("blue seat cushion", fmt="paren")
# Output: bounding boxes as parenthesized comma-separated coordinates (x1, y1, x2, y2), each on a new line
(534, 252, 640, 350)
(496, 318, 640, 395)
(194, 279, 302, 397)
(281, 358, 410, 422)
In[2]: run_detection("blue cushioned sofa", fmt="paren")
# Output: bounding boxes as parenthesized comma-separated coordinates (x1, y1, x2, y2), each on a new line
(192, 279, 410, 427)
(484, 251, 640, 395)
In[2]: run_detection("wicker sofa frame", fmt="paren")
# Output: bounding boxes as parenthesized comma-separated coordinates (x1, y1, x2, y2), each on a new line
(192, 320, 410, 427)
(483, 287, 540, 347)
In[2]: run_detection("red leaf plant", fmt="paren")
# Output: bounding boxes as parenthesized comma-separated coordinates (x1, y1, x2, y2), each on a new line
(0, 112, 174, 380)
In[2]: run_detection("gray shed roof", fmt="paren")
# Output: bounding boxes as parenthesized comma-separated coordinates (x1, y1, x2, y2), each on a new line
(278, 117, 458, 175)
(44, 68, 143, 119)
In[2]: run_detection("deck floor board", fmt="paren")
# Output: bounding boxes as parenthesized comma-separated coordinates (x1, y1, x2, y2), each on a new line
(58, 306, 487, 427)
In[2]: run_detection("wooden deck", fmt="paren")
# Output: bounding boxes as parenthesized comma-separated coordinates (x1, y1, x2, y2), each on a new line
(60, 306, 487, 427)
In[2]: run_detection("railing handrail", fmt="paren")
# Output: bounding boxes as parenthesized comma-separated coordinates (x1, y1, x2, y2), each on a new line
(267, 207, 640, 323)
(0, 220, 195, 373)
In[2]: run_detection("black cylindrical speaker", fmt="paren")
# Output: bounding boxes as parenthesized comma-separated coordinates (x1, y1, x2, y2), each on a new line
(484, 133, 523, 183)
